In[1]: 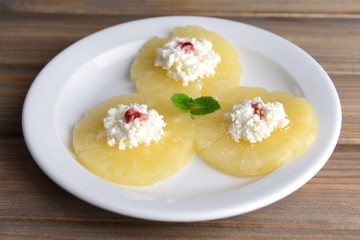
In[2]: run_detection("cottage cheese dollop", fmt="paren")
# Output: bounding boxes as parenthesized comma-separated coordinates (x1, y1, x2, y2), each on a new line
(102, 103, 166, 150)
(223, 97, 290, 143)
(155, 37, 221, 86)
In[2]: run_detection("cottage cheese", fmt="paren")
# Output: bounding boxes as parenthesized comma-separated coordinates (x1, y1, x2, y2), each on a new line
(102, 103, 166, 150)
(223, 97, 290, 143)
(155, 37, 221, 86)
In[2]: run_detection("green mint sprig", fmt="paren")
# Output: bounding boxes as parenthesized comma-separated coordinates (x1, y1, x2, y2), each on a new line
(171, 93, 221, 117)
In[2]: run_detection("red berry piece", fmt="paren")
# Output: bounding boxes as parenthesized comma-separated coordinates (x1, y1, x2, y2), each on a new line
(251, 103, 265, 120)
(178, 41, 195, 53)
(124, 108, 149, 123)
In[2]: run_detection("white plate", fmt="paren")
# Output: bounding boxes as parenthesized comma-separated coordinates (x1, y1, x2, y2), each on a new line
(22, 16, 341, 222)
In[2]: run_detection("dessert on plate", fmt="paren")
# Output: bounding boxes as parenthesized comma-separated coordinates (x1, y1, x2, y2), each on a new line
(72, 93, 195, 186)
(72, 25, 318, 184)
(194, 87, 318, 176)
(130, 26, 242, 100)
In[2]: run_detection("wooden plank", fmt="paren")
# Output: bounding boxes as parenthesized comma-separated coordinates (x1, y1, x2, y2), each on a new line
(0, 14, 137, 67)
(0, 137, 359, 238)
(1, 220, 358, 239)
(337, 74, 360, 144)
(237, 17, 360, 75)
(1, 0, 360, 17)
(1, 14, 359, 74)
(0, 69, 34, 135)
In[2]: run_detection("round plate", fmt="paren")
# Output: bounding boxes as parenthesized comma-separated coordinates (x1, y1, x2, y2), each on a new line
(22, 16, 341, 222)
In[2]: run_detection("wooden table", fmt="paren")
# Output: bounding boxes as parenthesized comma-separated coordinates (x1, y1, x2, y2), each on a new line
(1, 0, 359, 239)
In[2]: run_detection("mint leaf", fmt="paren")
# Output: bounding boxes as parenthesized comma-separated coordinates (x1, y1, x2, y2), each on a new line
(171, 93, 221, 116)
(190, 96, 221, 115)
(184, 97, 196, 109)
(171, 93, 194, 113)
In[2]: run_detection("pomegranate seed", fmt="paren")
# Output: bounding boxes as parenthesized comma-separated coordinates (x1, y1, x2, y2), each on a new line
(124, 108, 149, 123)
(251, 103, 265, 120)
(178, 41, 194, 53)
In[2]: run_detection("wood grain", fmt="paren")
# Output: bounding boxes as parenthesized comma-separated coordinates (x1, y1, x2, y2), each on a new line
(0, 0, 359, 238)
(1, 0, 360, 17)
(1, 14, 360, 74)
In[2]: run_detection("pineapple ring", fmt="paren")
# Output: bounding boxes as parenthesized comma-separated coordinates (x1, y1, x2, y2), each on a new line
(73, 93, 195, 186)
(130, 26, 241, 101)
(195, 87, 318, 177)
